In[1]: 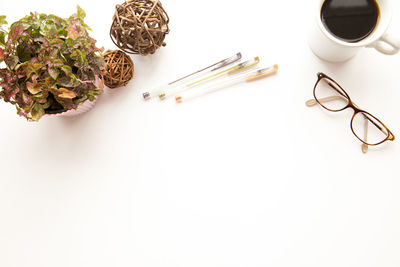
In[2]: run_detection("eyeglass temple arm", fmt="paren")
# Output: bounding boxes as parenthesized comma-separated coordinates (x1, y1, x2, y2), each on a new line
(305, 95, 344, 107)
(362, 118, 369, 153)
(327, 81, 348, 98)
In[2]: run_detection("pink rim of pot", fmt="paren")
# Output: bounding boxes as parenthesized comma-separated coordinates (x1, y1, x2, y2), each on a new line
(45, 98, 98, 118)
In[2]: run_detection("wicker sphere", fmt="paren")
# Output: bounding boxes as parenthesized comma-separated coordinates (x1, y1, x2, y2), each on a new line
(110, 0, 170, 56)
(103, 50, 134, 89)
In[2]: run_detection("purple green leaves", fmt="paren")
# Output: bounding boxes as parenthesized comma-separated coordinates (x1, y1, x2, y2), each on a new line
(67, 21, 79, 40)
(76, 6, 86, 20)
(5, 55, 19, 69)
(0, 6, 105, 121)
(0, 16, 8, 47)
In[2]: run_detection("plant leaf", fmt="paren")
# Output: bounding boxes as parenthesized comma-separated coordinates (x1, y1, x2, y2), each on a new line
(26, 81, 41, 94)
(57, 76, 81, 87)
(67, 21, 78, 40)
(94, 75, 104, 89)
(77, 5, 86, 20)
(5, 55, 19, 69)
(61, 65, 72, 76)
(22, 92, 33, 106)
(30, 103, 45, 121)
(58, 88, 76, 99)
(0, 15, 7, 25)
(0, 32, 5, 47)
(48, 67, 59, 80)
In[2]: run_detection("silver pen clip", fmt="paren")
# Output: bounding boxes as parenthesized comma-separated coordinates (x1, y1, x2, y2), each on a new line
(168, 52, 242, 86)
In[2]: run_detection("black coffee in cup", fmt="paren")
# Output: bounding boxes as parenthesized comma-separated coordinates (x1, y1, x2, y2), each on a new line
(321, 0, 380, 43)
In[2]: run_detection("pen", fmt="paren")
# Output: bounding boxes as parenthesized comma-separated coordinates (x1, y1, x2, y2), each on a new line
(175, 64, 278, 103)
(159, 56, 261, 100)
(142, 52, 242, 100)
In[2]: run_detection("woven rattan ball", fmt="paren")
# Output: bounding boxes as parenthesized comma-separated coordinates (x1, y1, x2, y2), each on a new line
(103, 50, 134, 89)
(110, 0, 170, 56)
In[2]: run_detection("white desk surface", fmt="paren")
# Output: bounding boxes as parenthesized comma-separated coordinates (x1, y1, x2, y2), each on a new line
(1, 0, 400, 266)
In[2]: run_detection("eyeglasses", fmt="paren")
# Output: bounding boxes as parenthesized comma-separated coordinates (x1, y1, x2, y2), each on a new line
(306, 72, 395, 153)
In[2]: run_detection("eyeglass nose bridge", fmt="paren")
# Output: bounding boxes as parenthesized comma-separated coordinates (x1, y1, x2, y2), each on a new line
(347, 100, 362, 113)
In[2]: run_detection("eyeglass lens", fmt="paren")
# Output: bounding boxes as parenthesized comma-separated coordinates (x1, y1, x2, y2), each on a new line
(314, 77, 349, 111)
(352, 112, 389, 145)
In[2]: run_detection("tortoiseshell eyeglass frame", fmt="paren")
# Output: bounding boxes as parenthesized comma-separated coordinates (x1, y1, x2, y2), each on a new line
(312, 72, 395, 147)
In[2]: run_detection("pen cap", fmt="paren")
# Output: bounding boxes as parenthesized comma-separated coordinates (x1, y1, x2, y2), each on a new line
(246, 64, 278, 82)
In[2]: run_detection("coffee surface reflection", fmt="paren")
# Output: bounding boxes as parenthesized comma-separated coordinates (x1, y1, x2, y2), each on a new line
(321, 0, 380, 43)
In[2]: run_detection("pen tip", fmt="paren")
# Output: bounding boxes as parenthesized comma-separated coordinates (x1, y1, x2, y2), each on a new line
(143, 92, 151, 100)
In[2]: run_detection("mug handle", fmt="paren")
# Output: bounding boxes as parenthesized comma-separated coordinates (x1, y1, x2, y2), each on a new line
(372, 32, 400, 55)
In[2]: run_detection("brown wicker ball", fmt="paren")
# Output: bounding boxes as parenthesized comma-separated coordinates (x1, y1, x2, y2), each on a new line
(110, 0, 170, 56)
(103, 50, 134, 89)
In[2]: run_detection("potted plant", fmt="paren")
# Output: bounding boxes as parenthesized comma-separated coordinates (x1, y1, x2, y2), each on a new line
(0, 6, 105, 121)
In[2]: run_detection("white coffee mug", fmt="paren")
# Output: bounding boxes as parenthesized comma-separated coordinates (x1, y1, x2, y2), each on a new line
(309, 0, 400, 62)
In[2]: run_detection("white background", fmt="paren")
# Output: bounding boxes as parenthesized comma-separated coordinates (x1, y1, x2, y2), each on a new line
(1, 0, 400, 266)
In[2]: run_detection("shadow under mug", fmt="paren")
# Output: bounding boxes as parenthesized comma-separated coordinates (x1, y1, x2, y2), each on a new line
(309, 0, 400, 62)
